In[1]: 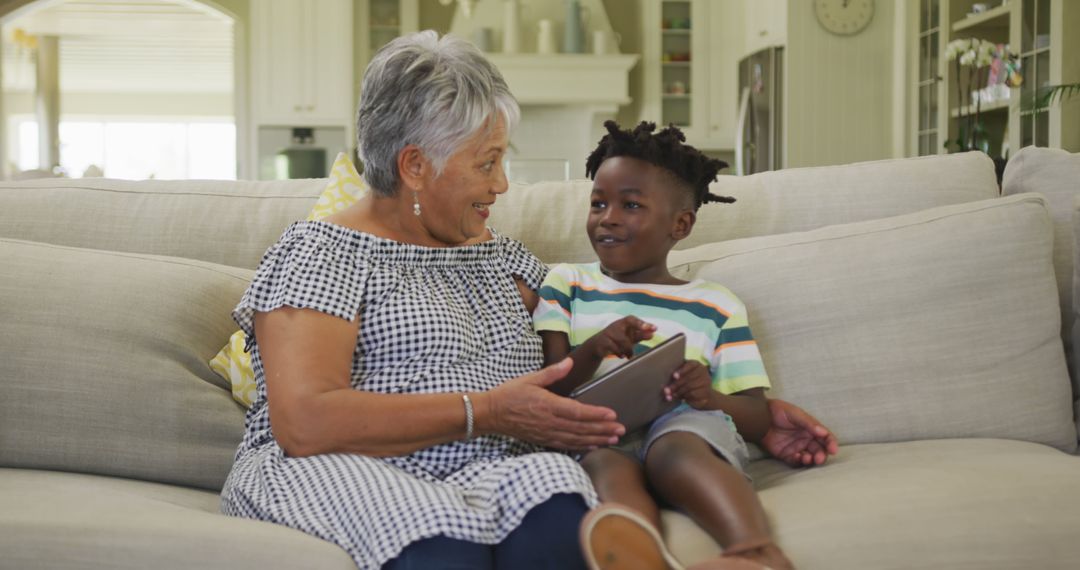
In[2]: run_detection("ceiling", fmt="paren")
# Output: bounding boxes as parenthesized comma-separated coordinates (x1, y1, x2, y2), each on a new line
(2, 0, 233, 93)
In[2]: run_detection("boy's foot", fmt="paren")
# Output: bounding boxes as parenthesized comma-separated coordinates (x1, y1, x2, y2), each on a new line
(579, 503, 684, 570)
(721, 538, 794, 570)
(686, 559, 769, 570)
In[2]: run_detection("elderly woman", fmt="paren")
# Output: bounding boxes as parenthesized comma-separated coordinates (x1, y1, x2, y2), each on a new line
(220, 31, 836, 570)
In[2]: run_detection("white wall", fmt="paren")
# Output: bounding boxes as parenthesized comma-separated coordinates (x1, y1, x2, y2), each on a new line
(784, 0, 898, 168)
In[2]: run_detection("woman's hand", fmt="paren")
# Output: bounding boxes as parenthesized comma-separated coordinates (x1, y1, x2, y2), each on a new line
(761, 398, 839, 467)
(477, 359, 626, 451)
(664, 360, 714, 409)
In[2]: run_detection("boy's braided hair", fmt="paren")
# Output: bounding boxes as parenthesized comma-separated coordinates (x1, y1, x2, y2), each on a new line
(584, 120, 734, 211)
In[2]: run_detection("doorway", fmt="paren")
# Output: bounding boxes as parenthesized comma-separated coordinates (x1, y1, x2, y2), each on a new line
(0, 0, 241, 179)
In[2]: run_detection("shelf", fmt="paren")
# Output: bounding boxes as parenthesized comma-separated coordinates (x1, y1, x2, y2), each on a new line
(949, 98, 1010, 118)
(662, 28, 691, 34)
(662, 61, 691, 67)
(1019, 45, 1051, 57)
(952, 3, 1011, 32)
(663, 94, 691, 99)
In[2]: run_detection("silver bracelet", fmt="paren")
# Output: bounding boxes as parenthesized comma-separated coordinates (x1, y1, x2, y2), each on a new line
(461, 393, 474, 441)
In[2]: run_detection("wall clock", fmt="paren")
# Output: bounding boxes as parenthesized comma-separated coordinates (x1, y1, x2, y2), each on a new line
(814, 0, 875, 36)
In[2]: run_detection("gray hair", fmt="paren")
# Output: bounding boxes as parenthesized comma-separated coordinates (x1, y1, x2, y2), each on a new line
(356, 30, 521, 196)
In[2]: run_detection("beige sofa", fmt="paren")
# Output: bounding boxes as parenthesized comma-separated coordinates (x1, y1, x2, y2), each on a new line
(2, 148, 1079, 569)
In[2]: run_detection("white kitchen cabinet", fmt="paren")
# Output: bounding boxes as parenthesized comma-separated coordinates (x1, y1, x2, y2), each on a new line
(743, 0, 787, 57)
(357, 0, 419, 69)
(909, 0, 1080, 158)
(251, 0, 353, 127)
(641, 0, 741, 150)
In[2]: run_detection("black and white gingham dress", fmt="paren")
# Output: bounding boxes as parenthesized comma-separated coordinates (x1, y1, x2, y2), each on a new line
(220, 221, 598, 569)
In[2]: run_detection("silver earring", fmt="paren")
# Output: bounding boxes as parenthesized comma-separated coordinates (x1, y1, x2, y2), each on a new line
(413, 191, 421, 216)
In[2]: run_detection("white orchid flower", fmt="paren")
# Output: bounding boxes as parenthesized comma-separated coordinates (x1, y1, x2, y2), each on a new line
(945, 39, 969, 61)
(975, 41, 996, 67)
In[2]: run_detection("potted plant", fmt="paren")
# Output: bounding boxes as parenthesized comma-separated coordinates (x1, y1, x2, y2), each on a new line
(943, 38, 1022, 155)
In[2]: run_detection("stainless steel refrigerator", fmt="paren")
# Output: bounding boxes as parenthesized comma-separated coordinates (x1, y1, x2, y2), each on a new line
(736, 46, 784, 175)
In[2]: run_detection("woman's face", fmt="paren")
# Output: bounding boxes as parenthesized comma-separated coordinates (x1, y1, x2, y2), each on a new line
(418, 116, 510, 245)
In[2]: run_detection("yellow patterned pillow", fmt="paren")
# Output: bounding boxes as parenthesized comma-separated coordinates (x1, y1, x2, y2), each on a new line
(306, 151, 368, 222)
(210, 152, 367, 407)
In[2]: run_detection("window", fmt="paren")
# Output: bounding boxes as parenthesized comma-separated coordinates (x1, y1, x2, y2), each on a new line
(11, 116, 236, 179)
(915, 0, 940, 156)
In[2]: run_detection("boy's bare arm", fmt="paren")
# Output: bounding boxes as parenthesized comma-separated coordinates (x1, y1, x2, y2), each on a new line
(513, 277, 539, 314)
(540, 330, 572, 366)
(540, 331, 608, 396)
(708, 389, 771, 443)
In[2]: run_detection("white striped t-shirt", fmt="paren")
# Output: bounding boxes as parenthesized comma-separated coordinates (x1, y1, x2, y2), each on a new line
(533, 262, 770, 395)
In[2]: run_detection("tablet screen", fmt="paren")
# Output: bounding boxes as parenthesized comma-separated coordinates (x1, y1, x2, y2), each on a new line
(570, 333, 686, 434)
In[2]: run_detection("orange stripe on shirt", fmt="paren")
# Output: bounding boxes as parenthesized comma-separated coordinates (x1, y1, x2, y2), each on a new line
(541, 298, 572, 318)
(713, 340, 757, 355)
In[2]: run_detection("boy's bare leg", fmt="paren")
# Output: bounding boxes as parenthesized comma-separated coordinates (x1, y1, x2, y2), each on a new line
(645, 432, 793, 570)
(581, 448, 661, 528)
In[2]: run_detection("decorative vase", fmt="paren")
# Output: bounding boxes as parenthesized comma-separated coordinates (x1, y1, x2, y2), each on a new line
(592, 29, 608, 55)
(537, 19, 556, 54)
(974, 124, 991, 154)
(502, 0, 520, 54)
(563, 0, 584, 53)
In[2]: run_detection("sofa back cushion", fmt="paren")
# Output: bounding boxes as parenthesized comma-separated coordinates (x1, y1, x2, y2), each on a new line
(669, 194, 1076, 452)
(490, 151, 1000, 264)
(0, 238, 249, 490)
(0, 152, 999, 271)
(1003, 147, 1080, 425)
(1071, 196, 1080, 442)
(0, 178, 325, 270)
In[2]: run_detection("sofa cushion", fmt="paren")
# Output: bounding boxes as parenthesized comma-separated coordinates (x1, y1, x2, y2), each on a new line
(490, 151, 1000, 264)
(0, 468, 355, 570)
(0, 178, 325, 269)
(1003, 147, 1080, 424)
(1072, 195, 1080, 441)
(669, 194, 1075, 451)
(0, 239, 250, 490)
(664, 439, 1080, 569)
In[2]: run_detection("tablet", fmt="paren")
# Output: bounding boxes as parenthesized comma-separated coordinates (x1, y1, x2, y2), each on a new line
(570, 333, 686, 434)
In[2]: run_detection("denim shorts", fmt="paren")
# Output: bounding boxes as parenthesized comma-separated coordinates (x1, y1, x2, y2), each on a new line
(611, 405, 751, 477)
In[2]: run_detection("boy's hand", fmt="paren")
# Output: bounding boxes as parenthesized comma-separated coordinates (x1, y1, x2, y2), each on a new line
(762, 398, 839, 467)
(665, 360, 715, 409)
(590, 316, 655, 359)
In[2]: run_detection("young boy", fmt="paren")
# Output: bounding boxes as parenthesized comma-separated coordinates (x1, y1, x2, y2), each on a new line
(533, 121, 793, 570)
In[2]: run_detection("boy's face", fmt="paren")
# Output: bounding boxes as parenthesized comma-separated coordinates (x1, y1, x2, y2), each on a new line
(588, 156, 694, 283)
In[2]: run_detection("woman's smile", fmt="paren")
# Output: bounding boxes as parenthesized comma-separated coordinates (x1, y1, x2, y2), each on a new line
(473, 201, 492, 219)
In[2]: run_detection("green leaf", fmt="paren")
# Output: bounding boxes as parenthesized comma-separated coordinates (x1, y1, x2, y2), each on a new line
(1031, 83, 1080, 110)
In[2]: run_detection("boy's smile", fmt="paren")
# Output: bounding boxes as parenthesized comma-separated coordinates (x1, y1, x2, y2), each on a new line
(587, 156, 695, 285)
